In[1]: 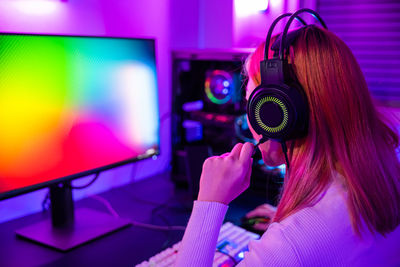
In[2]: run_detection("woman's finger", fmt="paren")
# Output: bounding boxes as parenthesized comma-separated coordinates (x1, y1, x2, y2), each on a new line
(230, 143, 244, 160)
(261, 204, 277, 212)
(245, 209, 270, 218)
(246, 204, 276, 218)
(239, 142, 254, 164)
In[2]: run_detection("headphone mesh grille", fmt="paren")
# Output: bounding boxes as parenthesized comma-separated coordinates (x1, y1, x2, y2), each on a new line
(254, 96, 288, 133)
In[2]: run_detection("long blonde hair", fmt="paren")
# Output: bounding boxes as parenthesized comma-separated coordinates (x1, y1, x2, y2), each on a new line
(246, 26, 400, 235)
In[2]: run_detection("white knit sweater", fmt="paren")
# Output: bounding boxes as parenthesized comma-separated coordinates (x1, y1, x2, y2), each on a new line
(175, 179, 400, 266)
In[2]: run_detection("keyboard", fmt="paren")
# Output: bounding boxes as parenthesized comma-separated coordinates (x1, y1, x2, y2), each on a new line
(136, 222, 260, 267)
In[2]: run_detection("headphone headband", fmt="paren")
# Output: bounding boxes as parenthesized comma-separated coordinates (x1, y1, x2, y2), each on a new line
(264, 13, 307, 62)
(279, 8, 328, 60)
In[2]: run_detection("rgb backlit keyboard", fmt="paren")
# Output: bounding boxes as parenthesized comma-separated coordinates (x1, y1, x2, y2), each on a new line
(136, 222, 260, 267)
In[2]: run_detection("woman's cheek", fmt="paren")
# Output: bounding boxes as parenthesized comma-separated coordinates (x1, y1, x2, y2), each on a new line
(260, 141, 274, 166)
(260, 141, 285, 167)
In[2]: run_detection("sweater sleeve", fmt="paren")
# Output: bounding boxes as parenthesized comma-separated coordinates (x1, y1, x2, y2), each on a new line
(175, 200, 228, 267)
(175, 201, 301, 267)
(236, 222, 301, 267)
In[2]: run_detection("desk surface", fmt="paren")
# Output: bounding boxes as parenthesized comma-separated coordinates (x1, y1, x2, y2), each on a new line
(0, 172, 268, 267)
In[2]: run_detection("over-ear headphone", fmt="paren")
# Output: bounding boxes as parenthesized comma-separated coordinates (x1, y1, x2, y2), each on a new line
(246, 9, 328, 169)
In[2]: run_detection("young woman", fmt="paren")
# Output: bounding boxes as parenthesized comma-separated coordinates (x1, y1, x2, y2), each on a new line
(175, 24, 400, 266)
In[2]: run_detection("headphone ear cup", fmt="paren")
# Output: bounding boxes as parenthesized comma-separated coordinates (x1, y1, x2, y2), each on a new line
(247, 84, 293, 140)
(247, 83, 308, 141)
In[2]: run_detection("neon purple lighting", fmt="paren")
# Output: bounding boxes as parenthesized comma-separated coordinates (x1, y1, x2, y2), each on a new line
(12, 0, 63, 15)
(270, 0, 283, 9)
(235, 0, 269, 17)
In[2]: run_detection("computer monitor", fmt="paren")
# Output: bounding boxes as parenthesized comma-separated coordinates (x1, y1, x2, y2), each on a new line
(0, 33, 160, 250)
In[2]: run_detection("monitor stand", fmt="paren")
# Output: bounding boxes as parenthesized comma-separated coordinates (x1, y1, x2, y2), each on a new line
(15, 182, 131, 251)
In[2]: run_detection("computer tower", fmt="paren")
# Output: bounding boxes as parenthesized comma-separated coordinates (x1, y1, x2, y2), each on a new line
(171, 49, 283, 200)
(171, 49, 251, 153)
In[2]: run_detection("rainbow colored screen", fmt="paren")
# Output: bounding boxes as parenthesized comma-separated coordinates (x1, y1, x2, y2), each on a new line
(0, 34, 160, 197)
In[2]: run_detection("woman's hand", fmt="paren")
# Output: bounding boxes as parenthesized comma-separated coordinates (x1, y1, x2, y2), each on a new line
(245, 203, 277, 231)
(197, 142, 254, 205)
(246, 203, 277, 219)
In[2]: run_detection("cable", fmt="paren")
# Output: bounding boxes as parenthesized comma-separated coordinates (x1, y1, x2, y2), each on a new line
(149, 190, 195, 217)
(253, 136, 269, 157)
(147, 194, 188, 249)
(90, 195, 119, 218)
(41, 172, 101, 211)
(151, 195, 176, 216)
(41, 190, 50, 212)
(41, 172, 100, 211)
(131, 221, 186, 231)
(280, 141, 290, 170)
(255, 136, 268, 148)
(89, 194, 186, 232)
(70, 172, 100, 189)
(120, 187, 192, 213)
(90, 196, 247, 265)
(155, 212, 173, 249)
(149, 194, 187, 247)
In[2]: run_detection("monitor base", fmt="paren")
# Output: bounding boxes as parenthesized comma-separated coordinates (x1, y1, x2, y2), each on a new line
(15, 208, 131, 251)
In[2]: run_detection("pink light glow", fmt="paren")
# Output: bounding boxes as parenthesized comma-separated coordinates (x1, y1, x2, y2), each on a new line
(12, 0, 62, 16)
(234, 0, 269, 17)
(270, 0, 283, 8)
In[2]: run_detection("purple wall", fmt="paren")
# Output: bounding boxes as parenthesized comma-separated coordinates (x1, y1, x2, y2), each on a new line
(170, 0, 234, 49)
(170, 0, 316, 50)
(0, 0, 325, 223)
(0, 0, 171, 223)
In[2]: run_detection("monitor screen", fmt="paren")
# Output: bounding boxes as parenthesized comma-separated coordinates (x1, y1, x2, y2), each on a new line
(0, 34, 160, 199)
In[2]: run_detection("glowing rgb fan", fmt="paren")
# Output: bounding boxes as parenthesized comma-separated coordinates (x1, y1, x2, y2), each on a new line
(204, 70, 233, 105)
